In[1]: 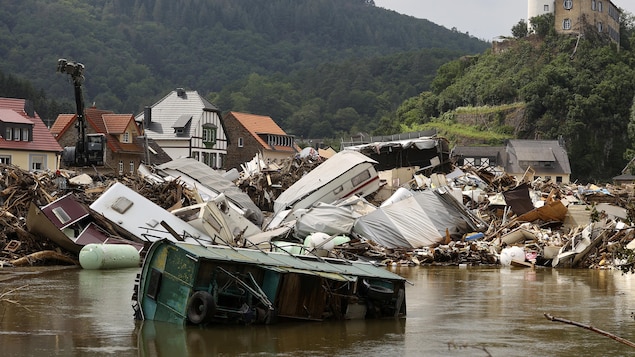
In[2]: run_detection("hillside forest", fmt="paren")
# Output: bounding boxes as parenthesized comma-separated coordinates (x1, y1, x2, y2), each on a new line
(0, 1, 635, 181)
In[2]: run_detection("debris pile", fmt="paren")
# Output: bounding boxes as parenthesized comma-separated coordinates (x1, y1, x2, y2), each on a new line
(236, 154, 324, 211)
(0, 163, 195, 266)
(4, 152, 635, 273)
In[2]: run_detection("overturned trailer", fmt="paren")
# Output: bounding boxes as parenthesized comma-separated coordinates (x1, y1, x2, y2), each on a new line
(132, 239, 406, 325)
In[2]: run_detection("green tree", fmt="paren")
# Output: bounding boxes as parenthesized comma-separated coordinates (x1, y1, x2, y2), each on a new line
(511, 19, 528, 39)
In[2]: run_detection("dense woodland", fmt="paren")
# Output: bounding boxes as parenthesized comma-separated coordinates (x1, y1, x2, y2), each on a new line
(1, 1, 635, 181)
(393, 14, 635, 182)
(0, 0, 485, 128)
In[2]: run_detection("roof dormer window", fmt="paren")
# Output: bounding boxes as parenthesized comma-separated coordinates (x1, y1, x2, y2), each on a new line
(172, 114, 192, 136)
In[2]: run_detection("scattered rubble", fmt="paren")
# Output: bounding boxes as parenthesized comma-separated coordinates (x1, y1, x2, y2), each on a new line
(3, 153, 635, 273)
(0, 163, 196, 266)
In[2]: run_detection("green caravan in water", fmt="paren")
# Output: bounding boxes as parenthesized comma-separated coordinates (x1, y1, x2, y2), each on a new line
(132, 239, 406, 325)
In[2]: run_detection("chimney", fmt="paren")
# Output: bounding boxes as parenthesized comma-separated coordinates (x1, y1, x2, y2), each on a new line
(24, 100, 35, 117)
(144, 106, 152, 127)
(176, 88, 186, 98)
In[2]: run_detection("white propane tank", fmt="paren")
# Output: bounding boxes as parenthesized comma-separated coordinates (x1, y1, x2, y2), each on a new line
(79, 244, 141, 270)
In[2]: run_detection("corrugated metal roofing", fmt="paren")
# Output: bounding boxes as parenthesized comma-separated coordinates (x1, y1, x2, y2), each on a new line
(173, 241, 405, 282)
(156, 158, 263, 225)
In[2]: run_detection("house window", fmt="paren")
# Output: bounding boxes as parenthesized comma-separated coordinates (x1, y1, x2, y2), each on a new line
(5, 128, 11, 140)
(211, 154, 217, 169)
(556, 176, 563, 183)
(118, 161, 124, 175)
(544, 4, 549, 11)
(0, 155, 11, 164)
(598, 1, 602, 12)
(592, 0, 596, 10)
(218, 154, 224, 169)
(563, 0, 572, 10)
(30, 154, 45, 171)
(123, 131, 130, 143)
(597, 22, 603, 32)
(129, 161, 135, 173)
(238, 137, 244, 148)
(13, 128, 20, 141)
(21, 128, 29, 141)
(563, 18, 572, 30)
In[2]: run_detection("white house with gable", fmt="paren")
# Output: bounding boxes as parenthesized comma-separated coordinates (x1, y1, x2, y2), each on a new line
(135, 88, 228, 168)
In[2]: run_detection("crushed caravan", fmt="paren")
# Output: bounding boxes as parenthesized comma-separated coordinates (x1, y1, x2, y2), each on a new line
(132, 239, 406, 325)
(89, 182, 215, 245)
(26, 193, 144, 254)
(267, 150, 380, 229)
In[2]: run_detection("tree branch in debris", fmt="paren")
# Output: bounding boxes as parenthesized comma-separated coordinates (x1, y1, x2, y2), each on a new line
(9, 251, 79, 267)
(544, 313, 635, 348)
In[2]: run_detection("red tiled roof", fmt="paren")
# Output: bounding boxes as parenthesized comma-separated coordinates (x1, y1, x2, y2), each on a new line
(50, 114, 75, 137)
(102, 114, 131, 134)
(0, 109, 34, 124)
(228, 111, 299, 152)
(0, 98, 63, 152)
(85, 107, 112, 134)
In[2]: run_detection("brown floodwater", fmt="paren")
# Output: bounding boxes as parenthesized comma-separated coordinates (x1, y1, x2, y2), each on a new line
(1, 265, 635, 356)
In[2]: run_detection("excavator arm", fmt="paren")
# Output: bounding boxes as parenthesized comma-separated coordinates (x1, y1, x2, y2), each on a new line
(57, 59, 105, 167)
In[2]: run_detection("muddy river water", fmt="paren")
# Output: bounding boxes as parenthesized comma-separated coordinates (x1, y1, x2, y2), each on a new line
(1, 265, 635, 356)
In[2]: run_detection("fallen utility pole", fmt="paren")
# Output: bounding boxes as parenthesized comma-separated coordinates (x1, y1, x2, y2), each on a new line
(544, 313, 635, 348)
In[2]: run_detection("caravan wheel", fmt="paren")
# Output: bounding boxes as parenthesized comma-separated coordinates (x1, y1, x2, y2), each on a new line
(187, 291, 216, 324)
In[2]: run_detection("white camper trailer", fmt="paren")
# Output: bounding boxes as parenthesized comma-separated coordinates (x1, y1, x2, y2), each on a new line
(267, 150, 380, 229)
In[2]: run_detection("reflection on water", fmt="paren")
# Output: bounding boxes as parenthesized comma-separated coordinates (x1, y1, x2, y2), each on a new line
(1, 266, 635, 356)
(136, 318, 406, 356)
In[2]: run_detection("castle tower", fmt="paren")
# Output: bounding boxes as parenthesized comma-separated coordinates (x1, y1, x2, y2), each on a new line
(527, 0, 555, 31)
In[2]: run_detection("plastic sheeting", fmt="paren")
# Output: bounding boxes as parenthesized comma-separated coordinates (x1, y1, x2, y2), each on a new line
(293, 197, 376, 238)
(353, 190, 470, 248)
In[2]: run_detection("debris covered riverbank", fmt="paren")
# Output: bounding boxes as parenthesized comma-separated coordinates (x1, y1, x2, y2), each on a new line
(2, 156, 635, 273)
